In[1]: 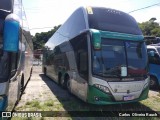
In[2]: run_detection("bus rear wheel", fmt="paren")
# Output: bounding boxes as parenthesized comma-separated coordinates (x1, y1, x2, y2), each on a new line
(66, 76, 71, 92)
(60, 77, 67, 89)
(43, 67, 46, 75)
(150, 76, 159, 90)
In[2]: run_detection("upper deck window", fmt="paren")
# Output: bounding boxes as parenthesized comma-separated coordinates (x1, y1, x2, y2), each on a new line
(88, 7, 142, 35)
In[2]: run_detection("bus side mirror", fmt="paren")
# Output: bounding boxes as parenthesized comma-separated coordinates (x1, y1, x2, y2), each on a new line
(91, 29, 101, 50)
(3, 14, 20, 52)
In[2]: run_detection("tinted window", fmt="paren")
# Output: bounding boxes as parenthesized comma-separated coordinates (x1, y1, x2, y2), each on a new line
(92, 39, 126, 77)
(88, 7, 142, 35)
(157, 48, 160, 54)
(0, 0, 12, 11)
(70, 33, 88, 80)
(0, 19, 3, 57)
(0, 52, 9, 82)
(147, 48, 160, 65)
(10, 52, 18, 77)
(126, 42, 148, 76)
(147, 48, 156, 53)
(92, 39, 147, 78)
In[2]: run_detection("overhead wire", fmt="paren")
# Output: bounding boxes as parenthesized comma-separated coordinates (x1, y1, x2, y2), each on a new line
(128, 2, 160, 13)
(26, 2, 160, 30)
(29, 27, 54, 30)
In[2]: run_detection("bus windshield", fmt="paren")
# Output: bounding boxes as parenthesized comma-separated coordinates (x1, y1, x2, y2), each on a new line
(88, 7, 141, 35)
(92, 39, 148, 79)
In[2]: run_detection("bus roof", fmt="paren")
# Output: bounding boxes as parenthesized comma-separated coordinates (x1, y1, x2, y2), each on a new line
(45, 6, 142, 49)
(88, 7, 142, 35)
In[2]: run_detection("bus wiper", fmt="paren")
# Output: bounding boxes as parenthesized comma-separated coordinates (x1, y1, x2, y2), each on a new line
(102, 71, 121, 77)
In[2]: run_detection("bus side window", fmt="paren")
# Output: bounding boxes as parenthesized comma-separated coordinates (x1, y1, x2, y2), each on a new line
(10, 52, 18, 77)
(148, 50, 160, 65)
(153, 53, 160, 64)
(0, 52, 9, 77)
(78, 50, 88, 80)
(70, 33, 89, 81)
(0, 19, 3, 56)
(77, 34, 88, 81)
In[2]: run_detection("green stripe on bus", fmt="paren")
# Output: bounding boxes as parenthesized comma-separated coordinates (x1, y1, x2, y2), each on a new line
(100, 31, 144, 41)
(87, 85, 115, 104)
(87, 85, 149, 105)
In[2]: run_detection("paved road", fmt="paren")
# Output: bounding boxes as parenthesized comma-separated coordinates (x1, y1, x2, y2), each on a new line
(14, 66, 160, 120)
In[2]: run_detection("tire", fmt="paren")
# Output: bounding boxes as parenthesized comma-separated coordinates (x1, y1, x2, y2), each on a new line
(30, 68, 33, 75)
(150, 76, 159, 90)
(66, 76, 71, 92)
(58, 73, 62, 85)
(43, 67, 46, 75)
(60, 76, 66, 88)
(20, 75, 24, 95)
(16, 81, 21, 104)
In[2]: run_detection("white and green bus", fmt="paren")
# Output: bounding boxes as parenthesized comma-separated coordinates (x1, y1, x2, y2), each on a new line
(43, 7, 149, 104)
(0, 0, 33, 111)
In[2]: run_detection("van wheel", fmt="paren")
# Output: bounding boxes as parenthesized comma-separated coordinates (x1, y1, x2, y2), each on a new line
(150, 76, 158, 90)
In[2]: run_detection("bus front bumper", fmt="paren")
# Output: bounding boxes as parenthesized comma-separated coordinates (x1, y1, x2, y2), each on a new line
(87, 85, 149, 105)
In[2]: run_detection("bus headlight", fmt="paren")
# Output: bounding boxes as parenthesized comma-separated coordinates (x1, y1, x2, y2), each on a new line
(94, 84, 110, 94)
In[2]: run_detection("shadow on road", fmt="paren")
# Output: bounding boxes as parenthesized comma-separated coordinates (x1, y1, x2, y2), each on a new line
(39, 74, 159, 118)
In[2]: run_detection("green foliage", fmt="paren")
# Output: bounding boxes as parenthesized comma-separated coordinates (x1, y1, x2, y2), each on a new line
(138, 18, 160, 36)
(32, 18, 160, 50)
(32, 25, 61, 50)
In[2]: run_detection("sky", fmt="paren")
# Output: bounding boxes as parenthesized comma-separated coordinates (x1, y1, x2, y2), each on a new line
(22, 0, 160, 35)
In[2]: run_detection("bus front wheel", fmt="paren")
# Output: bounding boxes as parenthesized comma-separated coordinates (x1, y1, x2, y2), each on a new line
(150, 76, 159, 90)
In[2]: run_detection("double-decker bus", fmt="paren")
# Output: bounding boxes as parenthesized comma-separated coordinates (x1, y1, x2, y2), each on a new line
(0, 0, 33, 111)
(43, 7, 149, 104)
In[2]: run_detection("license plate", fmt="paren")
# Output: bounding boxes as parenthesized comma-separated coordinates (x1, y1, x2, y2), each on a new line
(123, 95, 134, 101)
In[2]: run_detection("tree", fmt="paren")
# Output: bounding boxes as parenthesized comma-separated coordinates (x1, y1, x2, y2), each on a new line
(138, 18, 160, 36)
(149, 17, 157, 22)
(32, 25, 61, 50)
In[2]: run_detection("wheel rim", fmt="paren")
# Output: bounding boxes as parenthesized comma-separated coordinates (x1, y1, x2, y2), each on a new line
(60, 78, 64, 86)
(150, 78, 155, 86)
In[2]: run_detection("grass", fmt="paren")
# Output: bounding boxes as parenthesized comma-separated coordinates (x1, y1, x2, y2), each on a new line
(26, 100, 41, 109)
(16, 99, 63, 111)
(44, 99, 54, 106)
(140, 96, 160, 111)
